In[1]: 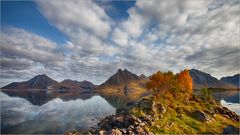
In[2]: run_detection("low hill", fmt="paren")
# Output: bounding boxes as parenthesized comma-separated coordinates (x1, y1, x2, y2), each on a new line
(60, 79, 96, 90)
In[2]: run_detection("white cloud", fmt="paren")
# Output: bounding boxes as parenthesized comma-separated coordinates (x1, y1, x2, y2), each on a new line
(112, 28, 128, 46)
(37, 0, 116, 58)
(113, 0, 240, 78)
(1, 27, 64, 66)
(0, 27, 66, 85)
(1, 0, 239, 86)
(122, 8, 148, 38)
(37, 0, 111, 39)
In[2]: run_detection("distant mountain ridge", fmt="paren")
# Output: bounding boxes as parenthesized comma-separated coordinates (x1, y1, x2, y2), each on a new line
(220, 74, 240, 88)
(1, 69, 237, 90)
(1, 75, 96, 90)
(189, 69, 234, 89)
(61, 79, 96, 90)
(1, 74, 59, 89)
(139, 74, 148, 80)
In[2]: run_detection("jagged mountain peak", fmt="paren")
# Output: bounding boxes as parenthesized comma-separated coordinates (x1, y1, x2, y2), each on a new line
(25, 74, 58, 89)
(32, 74, 52, 80)
(116, 69, 131, 74)
(101, 69, 140, 87)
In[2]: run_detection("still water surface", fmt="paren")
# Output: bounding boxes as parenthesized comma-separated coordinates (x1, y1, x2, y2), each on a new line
(221, 99, 240, 115)
(0, 91, 116, 134)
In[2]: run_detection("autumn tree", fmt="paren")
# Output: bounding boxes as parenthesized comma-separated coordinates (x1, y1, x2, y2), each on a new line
(146, 69, 193, 99)
(146, 71, 175, 97)
(176, 69, 193, 98)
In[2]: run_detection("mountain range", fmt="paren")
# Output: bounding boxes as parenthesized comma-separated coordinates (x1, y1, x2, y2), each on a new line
(1, 74, 96, 90)
(220, 74, 240, 88)
(189, 69, 237, 89)
(1, 69, 239, 90)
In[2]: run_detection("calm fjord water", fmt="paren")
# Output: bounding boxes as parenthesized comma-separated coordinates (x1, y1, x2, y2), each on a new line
(0, 91, 116, 134)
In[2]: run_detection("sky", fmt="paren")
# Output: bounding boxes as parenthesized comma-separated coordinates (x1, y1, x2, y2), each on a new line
(1, 0, 239, 86)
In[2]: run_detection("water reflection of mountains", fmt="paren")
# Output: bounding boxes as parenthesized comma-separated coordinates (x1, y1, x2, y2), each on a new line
(1, 89, 130, 109)
(2, 88, 239, 108)
(1, 91, 116, 134)
(1, 89, 98, 106)
(212, 91, 239, 103)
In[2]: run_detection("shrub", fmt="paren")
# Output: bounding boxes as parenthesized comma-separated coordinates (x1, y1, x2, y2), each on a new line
(201, 88, 212, 100)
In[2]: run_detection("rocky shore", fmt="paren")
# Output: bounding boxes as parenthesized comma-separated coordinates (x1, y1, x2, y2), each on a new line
(65, 95, 240, 135)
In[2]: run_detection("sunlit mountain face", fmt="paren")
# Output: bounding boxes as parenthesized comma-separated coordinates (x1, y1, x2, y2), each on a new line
(1, 0, 239, 87)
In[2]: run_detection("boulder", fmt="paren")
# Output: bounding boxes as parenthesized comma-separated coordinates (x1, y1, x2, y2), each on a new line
(138, 98, 153, 110)
(120, 128, 127, 134)
(215, 106, 240, 122)
(116, 108, 129, 115)
(138, 98, 167, 115)
(191, 95, 201, 103)
(99, 130, 105, 135)
(143, 115, 154, 124)
(136, 126, 145, 134)
(204, 108, 215, 116)
(223, 125, 240, 134)
(192, 110, 210, 122)
(158, 104, 167, 114)
(112, 128, 122, 135)
(116, 115, 125, 123)
(139, 122, 146, 127)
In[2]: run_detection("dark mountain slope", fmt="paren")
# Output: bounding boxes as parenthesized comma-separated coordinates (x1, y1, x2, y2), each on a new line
(189, 69, 233, 89)
(1, 74, 59, 89)
(220, 74, 239, 88)
(61, 79, 96, 90)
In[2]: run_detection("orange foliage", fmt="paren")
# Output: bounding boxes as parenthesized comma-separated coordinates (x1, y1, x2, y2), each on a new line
(146, 69, 193, 98)
(176, 69, 193, 96)
(146, 71, 175, 95)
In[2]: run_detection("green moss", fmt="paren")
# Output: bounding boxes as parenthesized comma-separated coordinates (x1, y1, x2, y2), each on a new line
(131, 107, 146, 117)
(129, 94, 239, 134)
